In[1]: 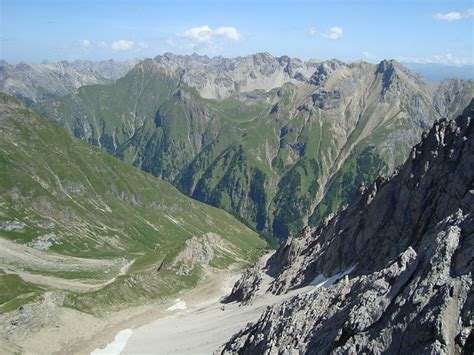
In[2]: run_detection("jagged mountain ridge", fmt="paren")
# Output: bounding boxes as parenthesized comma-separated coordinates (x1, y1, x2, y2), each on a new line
(38, 53, 473, 238)
(0, 58, 138, 103)
(222, 100, 474, 354)
(153, 52, 320, 99)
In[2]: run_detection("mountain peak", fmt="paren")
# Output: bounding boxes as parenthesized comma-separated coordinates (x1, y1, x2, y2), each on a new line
(377, 58, 398, 70)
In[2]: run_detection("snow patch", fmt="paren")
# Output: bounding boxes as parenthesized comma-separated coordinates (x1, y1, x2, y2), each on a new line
(91, 328, 132, 355)
(307, 265, 355, 294)
(166, 298, 187, 311)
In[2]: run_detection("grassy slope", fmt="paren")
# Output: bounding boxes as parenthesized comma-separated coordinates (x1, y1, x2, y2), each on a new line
(37, 62, 474, 239)
(0, 93, 266, 313)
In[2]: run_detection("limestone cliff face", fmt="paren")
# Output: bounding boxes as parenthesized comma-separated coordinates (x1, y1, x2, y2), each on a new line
(223, 100, 474, 354)
(38, 54, 474, 238)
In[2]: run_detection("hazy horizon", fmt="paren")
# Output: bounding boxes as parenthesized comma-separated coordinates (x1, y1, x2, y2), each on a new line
(1, 0, 473, 68)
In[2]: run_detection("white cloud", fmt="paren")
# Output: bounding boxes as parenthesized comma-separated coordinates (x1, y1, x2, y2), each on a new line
(214, 27, 242, 41)
(179, 25, 213, 43)
(76, 39, 148, 52)
(397, 52, 473, 66)
(308, 26, 343, 40)
(111, 40, 135, 51)
(433, 8, 474, 21)
(308, 27, 318, 36)
(79, 39, 91, 49)
(362, 51, 376, 60)
(322, 26, 343, 40)
(434, 12, 463, 21)
(165, 38, 175, 47)
(97, 41, 108, 49)
(178, 25, 243, 44)
(137, 42, 149, 50)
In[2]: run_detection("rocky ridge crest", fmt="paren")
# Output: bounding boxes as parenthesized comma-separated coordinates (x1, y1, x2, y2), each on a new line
(223, 100, 474, 354)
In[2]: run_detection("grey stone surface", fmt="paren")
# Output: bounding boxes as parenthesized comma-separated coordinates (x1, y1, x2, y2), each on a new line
(223, 101, 474, 354)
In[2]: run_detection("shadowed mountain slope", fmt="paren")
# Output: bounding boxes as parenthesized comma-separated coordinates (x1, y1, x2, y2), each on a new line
(223, 100, 474, 354)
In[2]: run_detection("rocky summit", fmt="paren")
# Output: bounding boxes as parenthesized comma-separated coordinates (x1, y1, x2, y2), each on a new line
(222, 100, 474, 354)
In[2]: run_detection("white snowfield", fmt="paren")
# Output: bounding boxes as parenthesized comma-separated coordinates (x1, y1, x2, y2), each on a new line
(120, 265, 315, 354)
(166, 299, 187, 311)
(91, 329, 132, 355)
(308, 265, 356, 293)
(92, 257, 353, 354)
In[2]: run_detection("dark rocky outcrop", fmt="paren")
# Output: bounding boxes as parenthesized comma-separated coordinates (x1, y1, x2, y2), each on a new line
(224, 262, 264, 306)
(222, 100, 474, 354)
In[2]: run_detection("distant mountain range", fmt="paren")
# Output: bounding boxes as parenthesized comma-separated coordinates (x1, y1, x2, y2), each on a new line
(25, 53, 472, 239)
(0, 52, 472, 353)
(2, 56, 471, 105)
(0, 59, 139, 103)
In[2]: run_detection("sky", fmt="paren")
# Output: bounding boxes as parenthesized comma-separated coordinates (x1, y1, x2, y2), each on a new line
(1, 0, 473, 65)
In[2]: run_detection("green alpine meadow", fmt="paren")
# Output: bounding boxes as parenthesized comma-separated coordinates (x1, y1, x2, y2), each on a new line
(0, 93, 266, 315)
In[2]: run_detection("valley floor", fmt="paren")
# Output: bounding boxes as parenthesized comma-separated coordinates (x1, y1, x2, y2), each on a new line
(122, 256, 311, 354)
(1, 253, 313, 355)
(89, 254, 311, 355)
(0, 266, 238, 355)
(83, 267, 244, 355)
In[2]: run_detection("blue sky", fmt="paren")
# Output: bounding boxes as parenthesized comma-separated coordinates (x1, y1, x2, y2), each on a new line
(1, 0, 473, 65)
